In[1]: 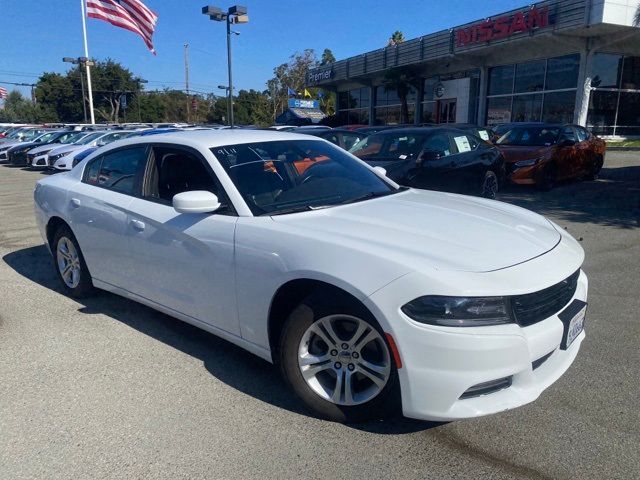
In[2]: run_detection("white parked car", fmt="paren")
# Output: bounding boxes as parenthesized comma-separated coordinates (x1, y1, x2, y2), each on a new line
(27, 131, 89, 169)
(34, 130, 587, 422)
(49, 130, 138, 171)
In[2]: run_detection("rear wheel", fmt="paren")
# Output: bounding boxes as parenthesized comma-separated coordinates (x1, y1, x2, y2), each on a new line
(279, 293, 400, 422)
(52, 226, 94, 298)
(480, 170, 499, 199)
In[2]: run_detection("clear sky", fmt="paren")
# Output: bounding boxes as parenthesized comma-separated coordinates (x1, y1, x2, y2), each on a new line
(1, 0, 519, 98)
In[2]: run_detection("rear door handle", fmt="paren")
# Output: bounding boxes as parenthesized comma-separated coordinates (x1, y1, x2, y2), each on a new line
(130, 219, 145, 231)
(70, 198, 81, 208)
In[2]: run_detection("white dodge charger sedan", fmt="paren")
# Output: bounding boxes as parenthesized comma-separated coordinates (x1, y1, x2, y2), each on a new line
(34, 130, 587, 422)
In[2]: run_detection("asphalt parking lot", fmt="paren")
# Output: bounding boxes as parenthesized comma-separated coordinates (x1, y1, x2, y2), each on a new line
(1, 154, 639, 480)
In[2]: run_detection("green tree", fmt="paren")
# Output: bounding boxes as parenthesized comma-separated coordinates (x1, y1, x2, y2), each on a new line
(0, 90, 55, 123)
(388, 30, 405, 46)
(89, 60, 140, 122)
(634, 5, 640, 26)
(320, 48, 336, 65)
(35, 73, 79, 122)
(382, 67, 421, 123)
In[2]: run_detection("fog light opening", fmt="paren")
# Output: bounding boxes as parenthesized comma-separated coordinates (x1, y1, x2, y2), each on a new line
(459, 376, 513, 399)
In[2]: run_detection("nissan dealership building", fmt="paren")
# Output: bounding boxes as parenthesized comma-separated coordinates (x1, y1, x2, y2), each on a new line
(307, 0, 640, 136)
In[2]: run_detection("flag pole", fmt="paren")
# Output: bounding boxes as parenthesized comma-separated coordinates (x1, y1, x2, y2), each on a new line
(80, 0, 96, 124)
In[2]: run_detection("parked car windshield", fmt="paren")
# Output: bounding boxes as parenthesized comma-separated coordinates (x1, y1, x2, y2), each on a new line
(497, 127, 561, 146)
(349, 133, 426, 160)
(33, 131, 59, 144)
(76, 132, 105, 145)
(212, 139, 397, 216)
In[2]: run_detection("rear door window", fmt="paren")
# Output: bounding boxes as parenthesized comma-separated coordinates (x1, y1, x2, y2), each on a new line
(83, 146, 148, 196)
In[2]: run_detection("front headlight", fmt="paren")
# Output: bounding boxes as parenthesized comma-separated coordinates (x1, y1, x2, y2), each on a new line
(401, 296, 513, 327)
(514, 158, 540, 168)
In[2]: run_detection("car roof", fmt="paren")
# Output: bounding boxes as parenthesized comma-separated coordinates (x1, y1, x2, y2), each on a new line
(94, 128, 328, 151)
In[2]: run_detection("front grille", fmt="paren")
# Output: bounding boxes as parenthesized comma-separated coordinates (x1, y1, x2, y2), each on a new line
(511, 270, 580, 326)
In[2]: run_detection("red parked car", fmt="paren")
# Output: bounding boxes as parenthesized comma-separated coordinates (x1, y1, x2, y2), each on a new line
(496, 123, 606, 190)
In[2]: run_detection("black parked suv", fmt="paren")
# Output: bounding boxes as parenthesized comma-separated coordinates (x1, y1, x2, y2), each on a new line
(349, 127, 506, 198)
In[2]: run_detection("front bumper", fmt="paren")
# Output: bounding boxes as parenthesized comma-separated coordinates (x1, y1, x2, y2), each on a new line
(367, 235, 587, 421)
(32, 155, 49, 168)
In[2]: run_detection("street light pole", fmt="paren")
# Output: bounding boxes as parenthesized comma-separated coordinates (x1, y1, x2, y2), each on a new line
(202, 5, 248, 128)
(225, 17, 234, 127)
(79, 70, 88, 123)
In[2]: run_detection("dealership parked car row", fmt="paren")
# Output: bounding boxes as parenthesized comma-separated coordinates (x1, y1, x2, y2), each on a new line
(1, 121, 606, 200)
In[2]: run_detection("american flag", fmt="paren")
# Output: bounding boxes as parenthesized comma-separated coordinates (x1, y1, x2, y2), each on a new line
(0, 87, 8, 99)
(86, 0, 158, 54)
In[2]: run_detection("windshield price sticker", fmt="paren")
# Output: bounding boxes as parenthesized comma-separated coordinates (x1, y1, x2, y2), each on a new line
(478, 130, 490, 141)
(454, 136, 471, 153)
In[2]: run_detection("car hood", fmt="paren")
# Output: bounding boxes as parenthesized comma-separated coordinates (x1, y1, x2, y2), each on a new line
(272, 189, 561, 273)
(48, 144, 83, 156)
(497, 145, 554, 164)
(29, 143, 61, 155)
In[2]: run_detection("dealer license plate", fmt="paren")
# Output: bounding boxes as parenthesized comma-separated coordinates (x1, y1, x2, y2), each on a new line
(566, 306, 585, 348)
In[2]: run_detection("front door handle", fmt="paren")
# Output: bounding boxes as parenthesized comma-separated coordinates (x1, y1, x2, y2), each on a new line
(130, 219, 145, 231)
(70, 198, 81, 208)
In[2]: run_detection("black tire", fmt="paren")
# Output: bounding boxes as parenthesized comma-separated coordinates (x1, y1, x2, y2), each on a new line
(537, 163, 557, 191)
(279, 291, 401, 423)
(51, 225, 94, 298)
(585, 155, 604, 181)
(480, 170, 499, 199)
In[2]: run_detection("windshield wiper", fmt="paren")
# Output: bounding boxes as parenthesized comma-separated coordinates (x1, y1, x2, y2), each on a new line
(264, 205, 313, 216)
(338, 187, 407, 206)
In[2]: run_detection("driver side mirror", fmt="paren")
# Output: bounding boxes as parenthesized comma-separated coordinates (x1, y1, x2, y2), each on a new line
(173, 190, 221, 214)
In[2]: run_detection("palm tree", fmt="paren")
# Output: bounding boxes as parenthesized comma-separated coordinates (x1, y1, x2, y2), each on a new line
(382, 67, 421, 124)
(388, 31, 405, 46)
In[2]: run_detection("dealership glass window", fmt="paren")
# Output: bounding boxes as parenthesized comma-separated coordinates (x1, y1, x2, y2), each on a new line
(621, 56, 640, 90)
(486, 97, 512, 125)
(514, 60, 545, 93)
(338, 87, 371, 125)
(590, 53, 623, 89)
(421, 102, 436, 124)
(542, 91, 575, 124)
(587, 91, 618, 135)
(512, 94, 543, 122)
(616, 92, 640, 135)
(488, 65, 515, 96)
(545, 54, 580, 91)
(423, 77, 439, 102)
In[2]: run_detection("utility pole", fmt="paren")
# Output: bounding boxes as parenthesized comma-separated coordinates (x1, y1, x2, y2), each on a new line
(184, 43, 190, 123)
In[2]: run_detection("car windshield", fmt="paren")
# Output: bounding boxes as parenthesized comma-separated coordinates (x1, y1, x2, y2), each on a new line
(97, 132, 132, 145)
(350, 133, 425, 160)
(497, 127, 561, 146)
(212, 139, 397, 216)
(35, 132, 58, 143)
(77, 132, 105, 145)
(22, 129, 45, 140)
(58, 131, 84, 144)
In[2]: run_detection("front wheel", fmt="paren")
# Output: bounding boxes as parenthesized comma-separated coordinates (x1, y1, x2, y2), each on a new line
(585, 155, 604, 181)
(52, 226, 94, 298)
(537, 163, 557, 191)
(279, 294, 400, 422)
(480, 170, 499, 199)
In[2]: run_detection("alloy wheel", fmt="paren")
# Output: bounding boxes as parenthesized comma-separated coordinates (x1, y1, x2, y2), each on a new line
(56, 236, 81, 289)
(297, 314, 391, 406)
(481, 172, 499, 199)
